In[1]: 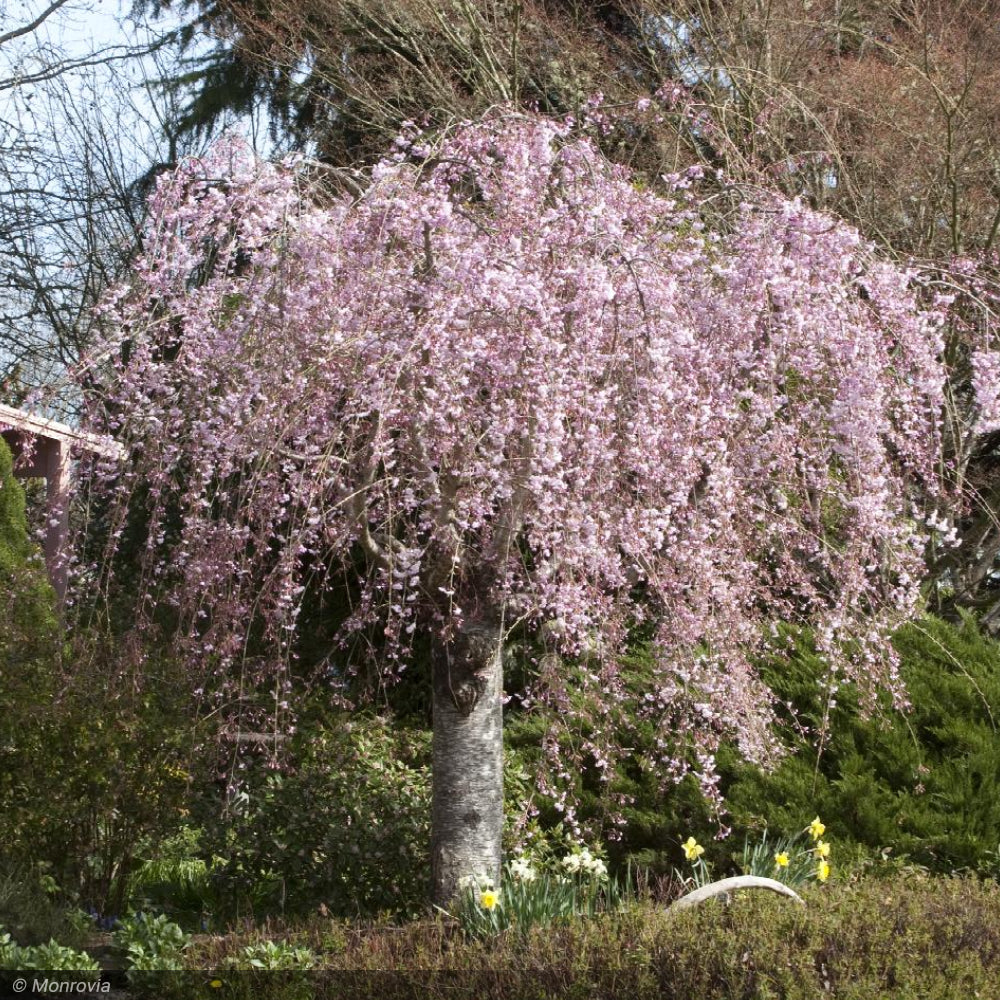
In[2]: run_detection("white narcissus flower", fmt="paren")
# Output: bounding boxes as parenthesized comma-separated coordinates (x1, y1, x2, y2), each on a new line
(587, 858, 608, 878)
(509, 858, 537, 883)
(459, 872, 494, 892)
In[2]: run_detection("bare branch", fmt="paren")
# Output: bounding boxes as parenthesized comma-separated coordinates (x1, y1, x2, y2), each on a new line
(0, 0, 72, 49)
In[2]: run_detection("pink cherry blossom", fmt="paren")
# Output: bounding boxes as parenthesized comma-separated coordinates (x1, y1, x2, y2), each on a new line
(79, 113, 949, 820)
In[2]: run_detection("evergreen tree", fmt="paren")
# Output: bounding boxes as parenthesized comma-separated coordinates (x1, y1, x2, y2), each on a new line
(0, 437, 59, 671)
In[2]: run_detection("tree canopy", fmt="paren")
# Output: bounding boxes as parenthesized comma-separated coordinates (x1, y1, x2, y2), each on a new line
(82, 110, 950, 829)
(131, 1, 1000, 627)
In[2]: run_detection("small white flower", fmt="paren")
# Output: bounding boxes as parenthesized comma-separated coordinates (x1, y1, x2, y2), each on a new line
(458, 872, 494, 892)
(509, 858, 537, 883)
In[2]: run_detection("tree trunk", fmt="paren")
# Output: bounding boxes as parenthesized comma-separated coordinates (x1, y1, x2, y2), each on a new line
(430, 618, 504, 907)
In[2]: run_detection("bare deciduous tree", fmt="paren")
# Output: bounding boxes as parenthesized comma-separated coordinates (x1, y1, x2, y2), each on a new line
(0, 2, 233, 409)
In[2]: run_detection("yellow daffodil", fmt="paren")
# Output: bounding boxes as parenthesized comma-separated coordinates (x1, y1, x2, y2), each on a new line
(209, 981, 223, 990)
(816, 859, 831, 883)
(480, 889, 499, 910)
(808, 816, 826, 840)
(815, 839, 831, 859)
(774, 852, 790, 868)
(682, 836, 705, 861)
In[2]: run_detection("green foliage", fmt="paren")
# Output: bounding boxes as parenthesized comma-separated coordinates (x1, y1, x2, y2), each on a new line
(738, 829, 822, 889)
(209, 715, 432, 919)
(1, 441, 217, 917)
(721, 615, 1000, 873)
(0, 640, 219, 915)
(18, 940, 101, 973)
(126, 826, 215, 922)
(225, 940, 318, 970)
(113, 911, 191, 971)
(0, 926, 100, 973)
(0, 929, 15, 969)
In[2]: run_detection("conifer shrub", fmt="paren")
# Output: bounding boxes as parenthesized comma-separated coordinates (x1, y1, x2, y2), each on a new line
(0, 435, 60, 697)
(720, 615, 1000, 873)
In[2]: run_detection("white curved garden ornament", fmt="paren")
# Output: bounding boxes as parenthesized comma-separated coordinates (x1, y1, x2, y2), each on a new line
(669, 875, 805, 912)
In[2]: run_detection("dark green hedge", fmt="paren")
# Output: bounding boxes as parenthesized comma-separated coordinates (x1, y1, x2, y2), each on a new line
(722, 615, 1000, 874)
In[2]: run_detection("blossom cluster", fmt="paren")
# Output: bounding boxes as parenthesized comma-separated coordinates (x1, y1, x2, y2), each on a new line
(508, 857, 537, 883)
(560, 847, 608, 879)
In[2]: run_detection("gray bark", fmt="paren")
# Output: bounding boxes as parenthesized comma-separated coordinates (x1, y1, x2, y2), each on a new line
(430, 619, 504, 906)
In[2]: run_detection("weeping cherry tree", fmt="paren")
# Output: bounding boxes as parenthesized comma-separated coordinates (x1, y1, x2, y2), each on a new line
(80, 110, 951, 904)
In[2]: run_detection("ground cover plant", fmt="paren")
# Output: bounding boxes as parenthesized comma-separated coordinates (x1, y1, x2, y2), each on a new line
(3, 871, 994, 999)
(184, 874, 1000, 1000)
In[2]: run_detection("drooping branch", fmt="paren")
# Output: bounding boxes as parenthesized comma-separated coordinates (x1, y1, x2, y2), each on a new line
(82, 113, 953, 819)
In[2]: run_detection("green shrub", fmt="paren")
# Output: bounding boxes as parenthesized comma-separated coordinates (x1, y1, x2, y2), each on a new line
(1, 439, 220, 918)
(114, 911, 190, 971)
(721, 614, 1000, 873)
(0, 638, 219, 916)
(0, 437, 63, 876)
(18, 939, 101, 973)
(208, 714, 432, 919)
